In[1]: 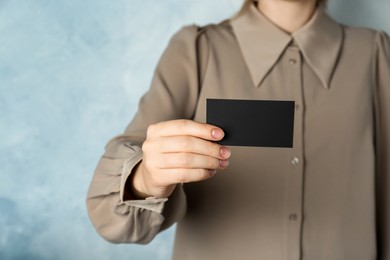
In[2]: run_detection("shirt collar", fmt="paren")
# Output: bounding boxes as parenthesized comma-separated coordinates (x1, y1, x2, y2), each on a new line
(230, 3, 343, 89)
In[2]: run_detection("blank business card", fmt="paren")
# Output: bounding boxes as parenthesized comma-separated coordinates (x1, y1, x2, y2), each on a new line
(206, 99, 295, 148)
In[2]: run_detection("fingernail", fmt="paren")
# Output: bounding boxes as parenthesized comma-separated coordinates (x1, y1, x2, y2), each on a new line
(220, 147, 231, 158)
(209, 169, 217, 176)
(220, 160, 229, 168)
(212, 129, 224, 139)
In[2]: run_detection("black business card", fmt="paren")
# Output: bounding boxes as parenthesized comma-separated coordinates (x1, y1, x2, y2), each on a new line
(206, 99, 295, 148)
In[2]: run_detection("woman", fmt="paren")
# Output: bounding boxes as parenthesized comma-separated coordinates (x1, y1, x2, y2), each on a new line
(87, 0, 390, 259)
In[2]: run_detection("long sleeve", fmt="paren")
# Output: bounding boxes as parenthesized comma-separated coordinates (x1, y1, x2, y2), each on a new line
(86, 25, 209, 244)
(374, 31, 390, 259)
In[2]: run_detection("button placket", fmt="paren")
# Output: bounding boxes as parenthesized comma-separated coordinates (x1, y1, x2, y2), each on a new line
(285, 46, 305, 260)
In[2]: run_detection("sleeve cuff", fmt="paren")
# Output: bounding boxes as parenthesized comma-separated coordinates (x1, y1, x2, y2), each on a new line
(118, 146, 169, 214)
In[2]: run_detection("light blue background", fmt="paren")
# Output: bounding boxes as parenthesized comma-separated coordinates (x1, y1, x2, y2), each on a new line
(1, 1, 389, 259)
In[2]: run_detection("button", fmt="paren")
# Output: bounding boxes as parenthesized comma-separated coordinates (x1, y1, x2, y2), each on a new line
(289, 59, 297, 65)
(289, 214, 298, 221)
(291, 157, 299, 165)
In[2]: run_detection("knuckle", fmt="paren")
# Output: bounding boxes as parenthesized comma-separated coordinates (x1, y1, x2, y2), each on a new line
(144, 151, 162, 169)
(207, 142, 219, 157)
(177, 119, 190, 132)
(178, 153, 192, 167)
(142, 140, 150, 151)
(211, 157, 220, 169)
(179, 136, 192, 151)
(177, 120, 203, 136)
(142, 140, 158, 155)
(146, 124, 157, 138)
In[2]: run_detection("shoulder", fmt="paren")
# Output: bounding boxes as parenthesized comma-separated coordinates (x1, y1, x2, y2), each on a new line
(342, 24, 389, 49)
(169, 20, 235, 46)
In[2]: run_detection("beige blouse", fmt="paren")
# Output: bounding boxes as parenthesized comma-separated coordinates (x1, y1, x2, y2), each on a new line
(87, 4, 390, 260)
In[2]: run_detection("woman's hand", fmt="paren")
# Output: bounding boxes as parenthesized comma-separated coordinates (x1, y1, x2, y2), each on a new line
(131, 119, 231, 199)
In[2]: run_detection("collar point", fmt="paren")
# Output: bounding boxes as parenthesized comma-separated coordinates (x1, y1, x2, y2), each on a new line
(322, 81, 331, 90)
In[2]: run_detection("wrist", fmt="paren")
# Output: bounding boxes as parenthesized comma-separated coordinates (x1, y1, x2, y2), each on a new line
(125, 161, 151, 200)
(133, 162, 153, 199)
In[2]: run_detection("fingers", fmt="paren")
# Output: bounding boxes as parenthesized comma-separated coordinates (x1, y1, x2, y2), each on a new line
(147, 119, 224, 141)
(156, 153, 229, 170)
(157, 168, 219, 184)
(139, 119, 231, 197)
(153, 136, 231, 160)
